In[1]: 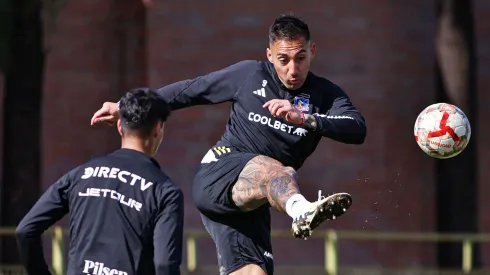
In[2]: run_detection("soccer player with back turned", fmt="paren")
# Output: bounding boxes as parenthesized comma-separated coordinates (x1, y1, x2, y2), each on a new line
(91, 15, 367, 275)
(16, 88, 183, 275)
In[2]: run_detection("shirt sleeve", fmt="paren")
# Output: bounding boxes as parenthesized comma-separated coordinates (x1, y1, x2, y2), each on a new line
(15, 171, 73, 275)
(153, 185, 184, 275)
(156, 60, 258, 110)
(311, 84, 367, 144)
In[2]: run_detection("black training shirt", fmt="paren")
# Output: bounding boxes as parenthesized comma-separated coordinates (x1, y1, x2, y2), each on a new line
(16, 149, 183, 275)
(157, 60, 367, 170)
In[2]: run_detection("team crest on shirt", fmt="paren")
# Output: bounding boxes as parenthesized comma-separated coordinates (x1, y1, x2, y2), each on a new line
(294, 96, 309, 112)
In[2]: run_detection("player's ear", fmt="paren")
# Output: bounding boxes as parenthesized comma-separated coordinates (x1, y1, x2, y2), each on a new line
(117, 119, 123, 136)
(309, 42, 316, 60)
(266, 47, 273, 63)
(160, 122, 165, 137)
(153, 122, 164, 138)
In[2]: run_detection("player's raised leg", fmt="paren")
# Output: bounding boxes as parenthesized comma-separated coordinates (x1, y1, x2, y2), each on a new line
(231, 155, 352, 239)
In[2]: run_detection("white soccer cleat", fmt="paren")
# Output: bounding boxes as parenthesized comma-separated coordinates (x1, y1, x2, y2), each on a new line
(291, 191, 352, 240)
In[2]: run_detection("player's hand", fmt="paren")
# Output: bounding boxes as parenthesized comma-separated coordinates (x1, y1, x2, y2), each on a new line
(91, 102, 119, 126)
(263, 99, 303, 124)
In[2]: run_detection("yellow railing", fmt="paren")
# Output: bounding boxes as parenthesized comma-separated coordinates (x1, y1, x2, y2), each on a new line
(184, 229, 490, 275)
(1, 227, 490, 275)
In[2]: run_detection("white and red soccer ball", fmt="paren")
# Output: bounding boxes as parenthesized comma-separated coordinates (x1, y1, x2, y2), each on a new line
(414, 103, 471, 159)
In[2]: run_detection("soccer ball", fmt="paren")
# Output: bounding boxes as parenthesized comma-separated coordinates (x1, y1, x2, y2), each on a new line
(414, 103, 471, 159)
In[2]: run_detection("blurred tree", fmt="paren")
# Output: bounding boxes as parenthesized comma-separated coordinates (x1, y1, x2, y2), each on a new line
(435, 0, 479, 269)
(0, 0, 44, 264)
(0, 0, 148, 264)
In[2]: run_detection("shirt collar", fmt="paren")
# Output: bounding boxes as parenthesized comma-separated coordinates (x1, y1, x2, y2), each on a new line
(111, 148, 161, 169)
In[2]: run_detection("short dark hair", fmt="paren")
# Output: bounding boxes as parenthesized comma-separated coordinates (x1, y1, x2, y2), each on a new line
(119, 88, 171, 137)
(268, 14, 310, 44)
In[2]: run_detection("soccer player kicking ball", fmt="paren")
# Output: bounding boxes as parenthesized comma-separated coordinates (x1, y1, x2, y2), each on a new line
(92, 14, 366, 275)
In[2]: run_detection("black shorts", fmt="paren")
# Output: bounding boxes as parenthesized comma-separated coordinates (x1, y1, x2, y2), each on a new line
(192, 146, 274, 275)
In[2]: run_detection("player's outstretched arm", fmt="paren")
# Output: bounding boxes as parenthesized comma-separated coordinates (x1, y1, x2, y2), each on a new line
(91, 61, 258, 126)
(153, 186, 184, 275)
(15, 172, 72, 275)
(155, 60, 258, 111)
(304, 84, 366, 144)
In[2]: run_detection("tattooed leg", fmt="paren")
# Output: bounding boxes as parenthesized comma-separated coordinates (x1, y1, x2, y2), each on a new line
(231, 155, 300, 213)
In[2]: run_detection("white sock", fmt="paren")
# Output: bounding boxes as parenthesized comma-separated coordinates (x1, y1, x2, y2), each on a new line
(285, 194, 310, 219)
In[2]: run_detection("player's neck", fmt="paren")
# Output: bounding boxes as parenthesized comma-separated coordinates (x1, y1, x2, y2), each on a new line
(120, 138, 155, 157)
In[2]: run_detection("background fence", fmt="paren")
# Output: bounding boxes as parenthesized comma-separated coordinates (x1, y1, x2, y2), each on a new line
(1, 226, 490, 275)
